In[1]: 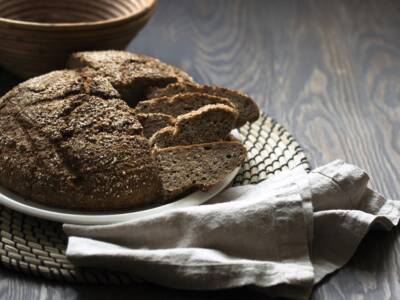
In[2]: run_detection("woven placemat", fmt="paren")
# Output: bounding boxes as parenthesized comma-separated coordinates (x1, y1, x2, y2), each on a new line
(0, 114, 309, 284)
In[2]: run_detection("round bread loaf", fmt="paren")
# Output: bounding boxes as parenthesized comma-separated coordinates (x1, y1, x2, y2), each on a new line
(0, 90, 162, 210)
(0, 51, 254, 211)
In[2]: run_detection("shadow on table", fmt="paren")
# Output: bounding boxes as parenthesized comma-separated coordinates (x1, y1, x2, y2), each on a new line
(313, 224, 400, 296)
(73, 283, 273, 300)
(0, 68, 22, 97)
(0, 264, 276, 299)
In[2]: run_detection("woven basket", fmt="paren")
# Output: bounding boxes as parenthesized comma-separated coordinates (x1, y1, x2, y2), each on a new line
(0, 114, 309, 284)
(0, 0, 157, 78)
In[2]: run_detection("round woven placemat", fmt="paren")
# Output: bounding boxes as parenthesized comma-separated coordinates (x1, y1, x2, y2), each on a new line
(0, 114, 309, 284)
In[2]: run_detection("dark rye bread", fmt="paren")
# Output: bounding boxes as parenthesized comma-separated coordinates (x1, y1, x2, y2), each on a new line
(0, 50, 253, 211)
(154, 141, 246, 199)
(134, 92, 236, 116)
(68, 50, 194, 104)
(136, 113, 176, 139)
(150, 104, 238, 148)
(0, 91, 162, 210)
(147, 82, 260, 126)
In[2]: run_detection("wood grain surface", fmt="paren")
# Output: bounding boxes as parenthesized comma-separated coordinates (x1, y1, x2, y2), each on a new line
(0, 0, 399, 299)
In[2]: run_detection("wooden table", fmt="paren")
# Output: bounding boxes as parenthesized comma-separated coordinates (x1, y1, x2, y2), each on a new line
(0, 0, 399, 299)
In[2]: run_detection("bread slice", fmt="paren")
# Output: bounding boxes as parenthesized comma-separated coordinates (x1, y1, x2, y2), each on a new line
(150, 104, 238, 148)
(68, 50, 194, 104)
(154, 141, 246, 199)
(136, 113, 176, 139)
(134, 92, 236, 117)
(147, 82, 259, 126)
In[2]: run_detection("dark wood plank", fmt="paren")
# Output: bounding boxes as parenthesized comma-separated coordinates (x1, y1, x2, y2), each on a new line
(0, 0, 399, 299)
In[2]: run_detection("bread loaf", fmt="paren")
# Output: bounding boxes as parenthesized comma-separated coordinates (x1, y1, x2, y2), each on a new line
(0, 50, 255, 211)
(0, 91, 161, 210)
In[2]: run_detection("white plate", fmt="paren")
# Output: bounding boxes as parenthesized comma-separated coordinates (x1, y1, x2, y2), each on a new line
(0, 167, 239, 225)
(0, 130, 242, 225)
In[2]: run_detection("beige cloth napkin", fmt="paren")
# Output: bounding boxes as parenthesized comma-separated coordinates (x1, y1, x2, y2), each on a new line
(64, 160, 400, 299)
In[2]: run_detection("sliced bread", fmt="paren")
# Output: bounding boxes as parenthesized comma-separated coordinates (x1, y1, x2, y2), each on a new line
(136, 113, 176, 139)
(150, 104, 238, 148)
(147, 82, 259, 126)
(154, 141, 246, 199)
(134, 92, 236, 116)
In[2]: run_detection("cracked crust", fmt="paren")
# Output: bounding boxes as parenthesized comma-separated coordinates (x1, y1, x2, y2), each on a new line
(0, 70, 120, 110)
(0, 88, 161, 210)
(68, 50, 194, 105)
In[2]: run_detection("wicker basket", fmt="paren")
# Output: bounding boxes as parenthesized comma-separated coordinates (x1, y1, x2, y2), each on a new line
(0, 0, 157, 78)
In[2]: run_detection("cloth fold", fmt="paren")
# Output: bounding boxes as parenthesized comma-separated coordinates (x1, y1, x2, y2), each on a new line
(64, 160, 400, 299)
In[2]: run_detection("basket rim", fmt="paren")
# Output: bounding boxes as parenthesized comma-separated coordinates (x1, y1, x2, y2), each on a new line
(0, 0, 157, 30)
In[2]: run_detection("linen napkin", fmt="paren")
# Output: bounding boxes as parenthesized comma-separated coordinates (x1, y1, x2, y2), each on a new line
(64, 160, 400, 299)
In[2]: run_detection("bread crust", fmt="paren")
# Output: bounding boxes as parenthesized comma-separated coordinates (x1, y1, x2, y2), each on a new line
(136, 113, 176, 139)
(150, 104, 238, 148)
(68, 50, 194, 105)
(147, 82, 259, 126)
(135, 92, 237, 116)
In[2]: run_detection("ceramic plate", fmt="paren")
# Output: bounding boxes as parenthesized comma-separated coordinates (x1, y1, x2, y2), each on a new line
(0, 166, 239, 225)
(0, 131, 241, 225)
